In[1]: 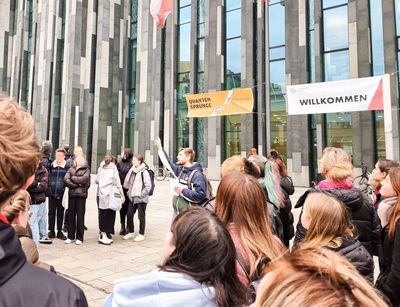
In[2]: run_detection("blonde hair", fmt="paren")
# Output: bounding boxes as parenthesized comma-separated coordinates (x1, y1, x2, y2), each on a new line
(319, 147, 352, 182)
(214, 171, 284, 277)
(1, 190, 31, 223)
(256, 247, 388, 307)
(0, 98, 41, 206)
(73, 155, 86, 169)
(301, 192, 354, 249)
(221, 155, 260, 178)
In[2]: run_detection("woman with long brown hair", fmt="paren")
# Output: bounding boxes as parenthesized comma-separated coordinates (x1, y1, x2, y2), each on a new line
(214, 171, 285, 287)
(376, 166, 400, 306)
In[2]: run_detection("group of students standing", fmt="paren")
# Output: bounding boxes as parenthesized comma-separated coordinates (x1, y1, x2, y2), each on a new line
(96, 149, 152, 245)
(106, 144, 399, 306)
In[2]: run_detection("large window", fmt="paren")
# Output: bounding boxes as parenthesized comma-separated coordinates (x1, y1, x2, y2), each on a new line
(129, 0, 138, 147)
(322, 1, 352, 154)
(195, 0, 205, 163)
(269, 1, 287, 160)
(176, 0, 191, 148)
(370, 0, 385, 159)
(176, 0, 191, 149)
(224, 0, 242, 158)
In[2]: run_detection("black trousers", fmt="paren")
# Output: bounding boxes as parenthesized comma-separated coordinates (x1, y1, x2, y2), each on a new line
(67, 196, 86, 241)
(119, 189, 129, 226)
(48, 197, 64, 232)
(99, 208, 116, 234)
(127, 202, 147, 235)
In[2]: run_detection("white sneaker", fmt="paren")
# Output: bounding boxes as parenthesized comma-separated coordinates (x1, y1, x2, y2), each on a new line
(133, 234, 145, 242)
(123, 233, 134, 240)
(75, 240, 82, 245)
(98, 233, 112, 245)
(64, 239, 72, 244)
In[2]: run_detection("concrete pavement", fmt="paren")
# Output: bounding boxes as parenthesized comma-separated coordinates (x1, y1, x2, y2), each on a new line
(38, 176, 308, 307)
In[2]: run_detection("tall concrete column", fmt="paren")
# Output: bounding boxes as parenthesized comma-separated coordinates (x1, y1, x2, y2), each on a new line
(285, 0, 310, 186)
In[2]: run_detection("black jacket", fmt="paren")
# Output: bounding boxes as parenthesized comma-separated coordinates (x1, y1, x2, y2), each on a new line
(280, 176, 295, 245)
(376, 222, 400, 306)
(330, 237, 374, 280)
(27, 163, 49, 204)
(117, 158, 132, 188)
(64, 166, 91, 198)
(294, 188, 381, 255)
(47, 161, 70, 199)
(0, 218, 88, 307)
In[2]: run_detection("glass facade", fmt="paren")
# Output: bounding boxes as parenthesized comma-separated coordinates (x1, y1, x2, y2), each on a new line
(224, 0, 242, 158)
(269, 1, 287, 160)
(307, 0, 318, 180)
(195, 0, 205, 163)
(370, 0, 385, 159)
(129, 0, 138, 148)
(176, 0, 191, 149)
(322, 1, 352, 154)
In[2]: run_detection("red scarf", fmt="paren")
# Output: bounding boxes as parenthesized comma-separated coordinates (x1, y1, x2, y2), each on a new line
(0, 213, 10, 224)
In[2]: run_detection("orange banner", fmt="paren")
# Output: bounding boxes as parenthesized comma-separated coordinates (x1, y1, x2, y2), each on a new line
(186, 88, 254, 118)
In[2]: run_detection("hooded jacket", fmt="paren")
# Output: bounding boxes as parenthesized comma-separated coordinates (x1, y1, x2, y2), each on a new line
(104, 270, 216, 307)
(64, 165, 91, 198)
(27, 163, 49, 204)
(294, 187, 381, 256)
(47, 160, 69, 199)
(158, 149, 206, 203)
(330, 236, 374, 280)
(0, 217, 88, 307)
(96, 162, 124, 209)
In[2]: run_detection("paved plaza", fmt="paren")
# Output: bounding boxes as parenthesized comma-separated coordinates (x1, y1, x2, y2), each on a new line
(37, 177, 307, 306)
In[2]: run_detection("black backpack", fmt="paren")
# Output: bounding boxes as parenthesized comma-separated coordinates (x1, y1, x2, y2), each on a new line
(142, 167, 156, 196)
(185, 169, 214, 204)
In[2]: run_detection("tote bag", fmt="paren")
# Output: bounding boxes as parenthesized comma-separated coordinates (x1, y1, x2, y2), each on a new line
(108, 169, 125, 211)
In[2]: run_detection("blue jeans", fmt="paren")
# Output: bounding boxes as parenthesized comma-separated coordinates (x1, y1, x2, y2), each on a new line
(29, 202, 48, 245)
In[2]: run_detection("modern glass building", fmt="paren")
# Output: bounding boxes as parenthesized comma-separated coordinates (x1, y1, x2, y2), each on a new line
(0, 0, 399, 185)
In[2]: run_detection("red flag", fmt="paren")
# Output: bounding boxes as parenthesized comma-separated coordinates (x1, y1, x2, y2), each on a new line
(150, 0, 173, 27)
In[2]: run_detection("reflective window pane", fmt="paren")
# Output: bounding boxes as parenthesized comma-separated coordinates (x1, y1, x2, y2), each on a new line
(322, 0, 347, 9)
(179, 6, 191, 24)
(178, 23, 191, 72)
(198, 39, 205, 71)
(269, 60, 286, 95)
(323, 6, 348, 51)
(396, 0, 400, 34)
(179, 0, 191, 8)
(198, 0, 205, 23)
(225, 73, 241, 90)
(226, 0, 241, 11)
(269, 3, 285, 47)
(324, 50, 349, 81)
(326, 113, 352, 155)
(197, 72, 205, 93)
(226, 10, 241, 38)
(375, 111, 385, 159)
(226, 38, 241, 75)
(269, 46, 285, 60)
(225, 115, 241, 157)
(370, 0, 384, 75)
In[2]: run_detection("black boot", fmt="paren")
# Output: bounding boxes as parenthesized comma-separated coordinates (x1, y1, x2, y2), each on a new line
(119, 224, 126, 236)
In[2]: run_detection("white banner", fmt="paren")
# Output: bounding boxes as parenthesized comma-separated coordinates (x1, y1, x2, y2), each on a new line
(287, 75, 388, 115)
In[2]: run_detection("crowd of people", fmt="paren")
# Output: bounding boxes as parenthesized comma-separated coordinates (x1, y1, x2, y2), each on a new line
(0, 95, 399, 307)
